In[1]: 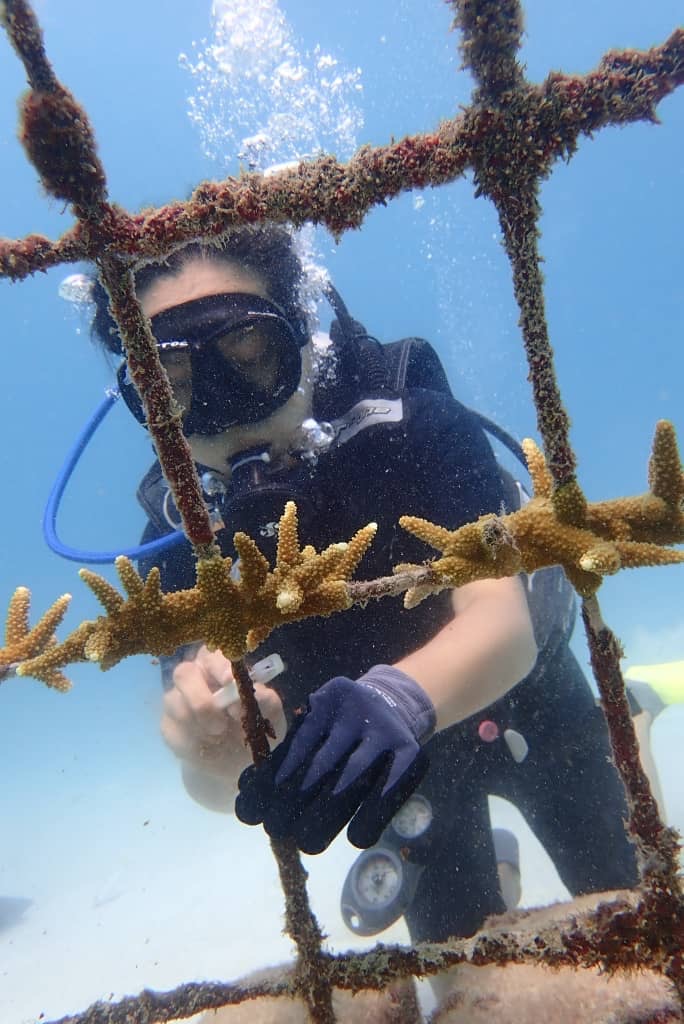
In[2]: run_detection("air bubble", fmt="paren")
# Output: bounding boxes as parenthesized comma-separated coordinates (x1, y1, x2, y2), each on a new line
(180, 0, 363, 173)
(58, 273, 94, 306)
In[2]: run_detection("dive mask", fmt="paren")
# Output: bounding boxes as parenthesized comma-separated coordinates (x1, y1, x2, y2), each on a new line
(116, 292, 309, 436)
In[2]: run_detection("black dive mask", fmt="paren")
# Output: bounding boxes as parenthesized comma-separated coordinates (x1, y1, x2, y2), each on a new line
(116, 292, 309, 436)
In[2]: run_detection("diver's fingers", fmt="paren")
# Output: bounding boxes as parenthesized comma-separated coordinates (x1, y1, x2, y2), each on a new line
(162, 684, 193, 728)
(194, 645, 235, 689)
(173, 659, 230, 738)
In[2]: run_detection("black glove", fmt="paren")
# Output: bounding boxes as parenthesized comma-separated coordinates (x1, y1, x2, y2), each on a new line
(235, 666, 435, 854)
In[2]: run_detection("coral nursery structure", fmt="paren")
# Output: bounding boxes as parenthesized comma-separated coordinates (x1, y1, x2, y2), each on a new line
(1, 0, 683, 1022)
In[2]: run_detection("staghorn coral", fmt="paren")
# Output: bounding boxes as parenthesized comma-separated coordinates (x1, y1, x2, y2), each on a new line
(399, 420, 684, 605)
(10, 502, 376, 689)
(6, 423, 682, 691)
(0, 585, 71, 690)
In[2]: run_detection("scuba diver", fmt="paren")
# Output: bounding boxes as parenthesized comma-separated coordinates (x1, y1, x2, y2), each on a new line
(55, 224, 642, 948)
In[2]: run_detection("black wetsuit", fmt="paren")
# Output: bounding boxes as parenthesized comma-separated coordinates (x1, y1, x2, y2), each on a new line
(138, 332, 638, 943)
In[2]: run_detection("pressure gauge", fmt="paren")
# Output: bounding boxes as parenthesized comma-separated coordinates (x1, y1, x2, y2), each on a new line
(390, 794, 433, 840)
(341, 848, 407, 936)
(340, 796, 433, 936)
(354, 849, 403, 908)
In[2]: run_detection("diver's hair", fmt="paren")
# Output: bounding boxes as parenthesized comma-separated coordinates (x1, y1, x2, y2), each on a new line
(90, 224, 307, 356)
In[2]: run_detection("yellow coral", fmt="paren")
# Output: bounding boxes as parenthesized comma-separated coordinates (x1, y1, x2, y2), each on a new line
(399, 421, 684, 602)
(0, 587, 72, 690)
(13, 502, 376, 689)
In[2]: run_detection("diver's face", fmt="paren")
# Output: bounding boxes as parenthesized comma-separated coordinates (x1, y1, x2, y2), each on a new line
(138, 257, 312, 474)
(139, 258, 276, 422)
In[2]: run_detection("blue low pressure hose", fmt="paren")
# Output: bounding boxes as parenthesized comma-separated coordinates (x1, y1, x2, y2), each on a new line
(42, 388, 185, 565)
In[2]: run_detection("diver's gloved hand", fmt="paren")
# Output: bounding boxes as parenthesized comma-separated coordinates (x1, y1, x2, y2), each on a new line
(235, 666, 435, 854)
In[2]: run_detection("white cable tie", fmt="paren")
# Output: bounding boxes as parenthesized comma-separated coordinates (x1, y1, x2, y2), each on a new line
(250, 653, 285, 685)
(211, 653, 285, 708)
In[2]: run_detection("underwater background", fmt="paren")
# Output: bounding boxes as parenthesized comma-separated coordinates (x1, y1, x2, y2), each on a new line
(0, 0, 682, 1019)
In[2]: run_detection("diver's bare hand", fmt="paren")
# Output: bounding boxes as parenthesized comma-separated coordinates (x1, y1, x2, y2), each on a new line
(160, 645, 286, 786)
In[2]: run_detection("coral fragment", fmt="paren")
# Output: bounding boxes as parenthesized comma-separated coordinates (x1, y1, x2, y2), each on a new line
(9, 502, 374, 687)
(399, 424, 684, 601)
(1, 588, 72, 691)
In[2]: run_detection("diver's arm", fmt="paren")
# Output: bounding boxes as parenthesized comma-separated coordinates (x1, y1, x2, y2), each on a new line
(234, 574, 536, 852)
(394, 575, 537, 732)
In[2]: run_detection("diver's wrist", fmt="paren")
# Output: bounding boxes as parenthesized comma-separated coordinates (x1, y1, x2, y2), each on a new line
(357, 664, 436, 743)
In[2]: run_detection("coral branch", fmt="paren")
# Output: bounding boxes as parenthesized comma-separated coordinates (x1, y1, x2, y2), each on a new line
(5, 424, 682, 689)
(0, 587, 72, 690)
(8, 505, 375, 688)
(399, 422, 684, 601)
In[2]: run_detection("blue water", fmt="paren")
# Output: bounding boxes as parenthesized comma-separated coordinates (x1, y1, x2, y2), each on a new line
(0, 1, 682, 1020)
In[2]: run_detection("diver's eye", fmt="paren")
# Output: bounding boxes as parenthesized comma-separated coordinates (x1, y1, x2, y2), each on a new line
(217, 323, 269, 366)
(158, 350, 192, 412)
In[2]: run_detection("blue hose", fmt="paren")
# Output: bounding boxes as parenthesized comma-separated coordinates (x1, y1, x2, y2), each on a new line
(42, 389, 185, 564)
